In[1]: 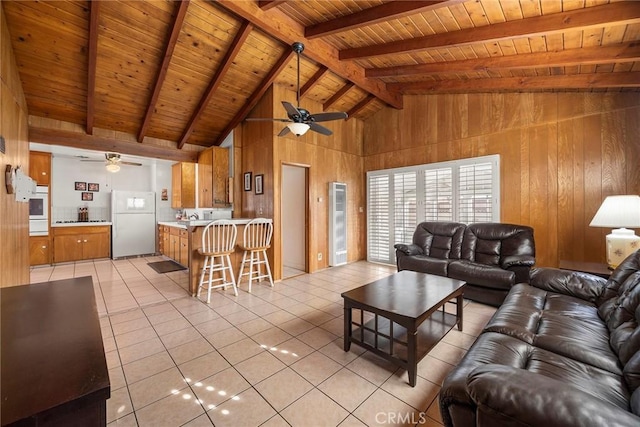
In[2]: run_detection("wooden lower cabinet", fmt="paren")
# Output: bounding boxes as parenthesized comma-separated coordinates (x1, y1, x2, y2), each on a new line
(29, 236, 51, 266)
(160, 225, 189, 266)
(53, 226, 111, 263)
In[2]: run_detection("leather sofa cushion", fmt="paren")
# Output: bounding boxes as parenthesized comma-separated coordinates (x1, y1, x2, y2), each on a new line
(484, 283, 621, 374)
(397, 254, 449, 276)
(461, 223, 535, 266)
(441, 332, 631, 413)
(448, 260, 515, 290)
(411, 222, 465, 259)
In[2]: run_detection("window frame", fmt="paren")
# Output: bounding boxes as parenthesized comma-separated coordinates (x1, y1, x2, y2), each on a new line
(366, 155, 500, 265)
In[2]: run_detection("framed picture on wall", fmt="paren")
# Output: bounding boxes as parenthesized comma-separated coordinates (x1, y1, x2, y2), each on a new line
(81, 192, 93, 201)
(88, 183, 99, 192)
(75, 181, 87, 191)
(244, 172, 252, 191)
(255, 174, 264, 195)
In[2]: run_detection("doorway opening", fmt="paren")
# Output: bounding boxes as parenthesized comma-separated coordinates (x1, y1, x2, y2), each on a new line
(281, 164, 308, 279)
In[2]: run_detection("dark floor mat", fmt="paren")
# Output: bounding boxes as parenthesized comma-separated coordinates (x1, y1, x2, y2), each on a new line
(147, 260, 186, 273)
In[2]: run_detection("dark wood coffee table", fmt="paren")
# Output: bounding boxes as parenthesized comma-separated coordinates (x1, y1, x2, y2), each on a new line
(342, 271, 465, 387)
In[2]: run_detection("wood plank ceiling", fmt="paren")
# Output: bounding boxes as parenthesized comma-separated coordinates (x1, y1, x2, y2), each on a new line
(4, 0, 640, 156)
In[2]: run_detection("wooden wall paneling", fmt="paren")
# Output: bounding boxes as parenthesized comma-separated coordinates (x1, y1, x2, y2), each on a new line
(364, 93, 640, 267)
(556, 117, 576, 262)
(571, 116, 587, 262)
(627, 106, 640, 195)
(232, 126, 243, 217)
(582, 113, 605, 263)
(601, 109, 628, 196)
(1, 5, 30, 287)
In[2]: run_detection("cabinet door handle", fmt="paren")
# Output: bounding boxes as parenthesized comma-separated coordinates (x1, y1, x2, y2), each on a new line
(77, 240, 82, 243)
(42, 245, 47, 249)
(84, 240, 88, 243)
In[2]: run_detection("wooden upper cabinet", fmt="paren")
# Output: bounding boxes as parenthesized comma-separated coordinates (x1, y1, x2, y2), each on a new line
(29, 151, 51, 185)
(171, 162, 196, 209)
(198, 147, 229, 208)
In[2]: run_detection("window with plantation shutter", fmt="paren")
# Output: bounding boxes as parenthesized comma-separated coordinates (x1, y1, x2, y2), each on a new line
(424, 167, 453, 221)
(393, 172, 417, 247)
(367, 174, 391, 263)
(367, 155, 499, 265)
(459, 162, 494, 223)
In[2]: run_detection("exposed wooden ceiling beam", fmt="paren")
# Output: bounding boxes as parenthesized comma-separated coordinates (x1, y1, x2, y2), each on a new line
(178, 21, 253, 149)
(346, 94, 375, 119)
(216, 0, 402, 109)
(340, 2, 640, 60)
(86, 0, 100, 135)
(258, 0, 286, 11)
(138, 0, 190, 143)
(387, 72, 640, 93)
(367, 42, 640, 77)
(300, 66, 328, 98)
(214, 49, 295, 145)
(323, 82, 354, 111)
(29, 127, 198, 163)
(305, 0, 462, 39)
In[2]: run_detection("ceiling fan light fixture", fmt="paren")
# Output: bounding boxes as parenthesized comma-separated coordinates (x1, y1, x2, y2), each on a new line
(106, 163, 121, 173)
(287, 122, 310, 136)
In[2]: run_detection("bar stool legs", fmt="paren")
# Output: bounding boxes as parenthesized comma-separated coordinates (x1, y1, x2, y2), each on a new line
(237, 248, 274, 293)
(237, 218, 274, 293)
(196, 220, 238, 303)
(197, 252, 238, 303)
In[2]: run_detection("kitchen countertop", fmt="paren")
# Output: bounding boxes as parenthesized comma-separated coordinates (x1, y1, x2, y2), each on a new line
(158, 218, 271, 229)
(51, 222, 112, 227)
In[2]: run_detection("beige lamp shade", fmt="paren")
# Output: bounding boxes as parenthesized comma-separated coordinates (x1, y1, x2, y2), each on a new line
(590, 195, 640, 269)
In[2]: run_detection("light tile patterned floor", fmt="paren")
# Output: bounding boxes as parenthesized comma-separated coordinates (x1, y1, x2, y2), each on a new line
(30, 258, 496, 427)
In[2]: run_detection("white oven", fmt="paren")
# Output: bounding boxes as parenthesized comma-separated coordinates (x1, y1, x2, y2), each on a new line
(29, 186, 49, 236)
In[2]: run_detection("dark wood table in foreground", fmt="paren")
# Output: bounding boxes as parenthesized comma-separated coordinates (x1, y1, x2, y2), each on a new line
(342, 271, 465, 387)
(1, 276, 110, 426)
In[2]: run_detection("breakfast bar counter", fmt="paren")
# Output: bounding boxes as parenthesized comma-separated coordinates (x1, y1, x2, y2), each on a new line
(158, 219, 272, 295)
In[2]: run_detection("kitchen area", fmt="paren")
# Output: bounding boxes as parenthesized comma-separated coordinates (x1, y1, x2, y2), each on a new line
(27, 139, 247, 295)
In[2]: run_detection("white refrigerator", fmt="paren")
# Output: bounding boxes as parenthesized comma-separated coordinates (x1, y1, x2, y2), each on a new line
(111, 191, 156, 258)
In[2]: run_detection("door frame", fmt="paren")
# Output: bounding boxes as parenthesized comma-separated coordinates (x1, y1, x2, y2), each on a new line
(281, 162, 309, 274)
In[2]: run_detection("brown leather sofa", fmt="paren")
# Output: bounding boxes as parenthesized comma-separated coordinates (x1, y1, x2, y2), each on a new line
(439, 250, 640, 427)
(394, 222, 535, 306)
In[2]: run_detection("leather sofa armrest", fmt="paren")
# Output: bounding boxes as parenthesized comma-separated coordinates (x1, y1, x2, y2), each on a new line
(500, 255, 535, 269)
(394, 243, 423, 256)
(530, 267, 606, 303)
(468, 365, 640, 427)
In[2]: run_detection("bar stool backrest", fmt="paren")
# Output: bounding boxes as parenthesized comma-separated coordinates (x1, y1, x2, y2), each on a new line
(202, 219, 237, 254)
(243, 218, 273, 250)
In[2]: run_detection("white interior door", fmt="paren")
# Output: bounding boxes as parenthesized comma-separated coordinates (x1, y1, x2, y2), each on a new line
(282, 165, 307, 273)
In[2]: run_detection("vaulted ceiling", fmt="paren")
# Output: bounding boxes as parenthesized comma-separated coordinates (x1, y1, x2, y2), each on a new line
(4, 0, 640, 159)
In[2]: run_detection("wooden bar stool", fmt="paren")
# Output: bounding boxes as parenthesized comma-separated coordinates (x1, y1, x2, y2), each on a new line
(237, 218, 274, 293)
(197, 219, 238, 303)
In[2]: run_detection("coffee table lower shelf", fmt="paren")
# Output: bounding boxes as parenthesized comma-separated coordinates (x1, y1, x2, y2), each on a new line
(350, 311, 459, 364)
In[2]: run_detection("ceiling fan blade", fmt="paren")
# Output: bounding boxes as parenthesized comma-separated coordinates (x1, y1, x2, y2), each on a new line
(80, 159, 105, 162)
(309, 111, 348, 122)
(121, 161, 142, 166)
(282, 101, 301, 118)
(245, 117, 291, 122)
(309, 122, 333, 136)
(278, 126, 291, 137)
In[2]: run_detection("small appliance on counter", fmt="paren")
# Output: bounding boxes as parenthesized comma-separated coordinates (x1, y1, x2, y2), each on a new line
(77, 206, 89, 222)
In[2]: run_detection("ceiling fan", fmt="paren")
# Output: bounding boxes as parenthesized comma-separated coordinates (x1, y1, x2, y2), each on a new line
(81, 152, 142, 173)
(246, 42, 348, 137)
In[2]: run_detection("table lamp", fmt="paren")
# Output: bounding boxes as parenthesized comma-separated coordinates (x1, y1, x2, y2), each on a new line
(589, 195, 640, 269)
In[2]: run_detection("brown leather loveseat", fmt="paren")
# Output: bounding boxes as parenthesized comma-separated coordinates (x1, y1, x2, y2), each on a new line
(394, 222, 535, 306)
(439, 250, 640, 427)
